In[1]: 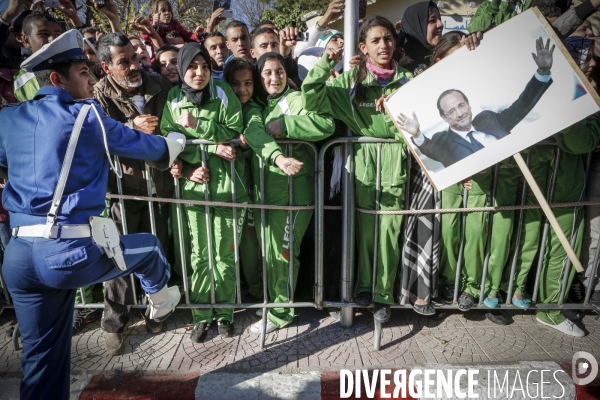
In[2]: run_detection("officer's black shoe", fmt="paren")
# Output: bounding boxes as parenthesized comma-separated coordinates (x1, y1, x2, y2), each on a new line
(73, 308, 102, 334)
(355, 292, 372, 307)
(373, 303, 391, 323)
(145, 316, 165, 334)
(218, 321, 234, 338)
(189, 322, 209, 343)
(104, 332, 125, 356)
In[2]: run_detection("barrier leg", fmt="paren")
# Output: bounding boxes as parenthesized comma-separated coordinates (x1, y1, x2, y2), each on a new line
(259, 158, 268, 349)
(340, 143, 355, 328)
(372, 144, 382, 351)
(115, 156, 138, 305)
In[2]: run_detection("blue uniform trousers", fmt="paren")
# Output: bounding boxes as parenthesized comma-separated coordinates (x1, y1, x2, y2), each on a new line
(3, 232, 171, 400)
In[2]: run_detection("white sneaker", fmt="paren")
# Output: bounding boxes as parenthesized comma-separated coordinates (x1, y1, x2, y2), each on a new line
(536, 316, 585, 337)
(255, 308, 263, 317)
(147, 285, 181, 321)
(250, 319, 277, 334)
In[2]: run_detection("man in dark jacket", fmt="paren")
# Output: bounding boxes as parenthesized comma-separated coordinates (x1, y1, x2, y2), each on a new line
(399, 37, 555, 168)
(95, 32, 175, 355)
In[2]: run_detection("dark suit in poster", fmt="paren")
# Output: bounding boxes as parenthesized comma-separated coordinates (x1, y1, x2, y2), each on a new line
(416, 75, 553, 168)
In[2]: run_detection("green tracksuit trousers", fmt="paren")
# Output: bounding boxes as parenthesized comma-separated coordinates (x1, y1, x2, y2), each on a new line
(536, 152, 585, 325)
(186, 200, 245, 324)
(355, 185, 404, 305)
(255, 162, 314, 328)
(536, 206, 583, 324)
(171, 202, 193, 278)
(75, 286, 93, 304)
(484, 166, 520, 298)
(239, 148, 263, 300)
(240, 206, 263, 299)
(183, 150, 248, 324)
(439, 183, 463, 288)
(500, 159, 550, 297)
(439, 171, 492, 298)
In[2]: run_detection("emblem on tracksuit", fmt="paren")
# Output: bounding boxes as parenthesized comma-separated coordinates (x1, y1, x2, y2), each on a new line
(282, 215, 291, 260)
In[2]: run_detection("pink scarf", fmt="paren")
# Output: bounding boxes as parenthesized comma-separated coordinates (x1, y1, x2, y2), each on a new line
(366, 58, 396, 80)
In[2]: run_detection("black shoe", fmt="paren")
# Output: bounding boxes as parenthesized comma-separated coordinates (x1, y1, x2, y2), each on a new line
(373, 303, 391, 323)
(430, 296, 445, 307)
(355, 292, 372, 307)
(457, 292, 474, 312)
(73, 308, 101, 334)
(442, 285, 455, 303)
(145, 316, 165, 334)
(189, 322, 209, 343)
(412, 303, 436, 316)
(0, 290, 4, 316)
(218, 321, 234, 338)
(562, 309, 581, 321)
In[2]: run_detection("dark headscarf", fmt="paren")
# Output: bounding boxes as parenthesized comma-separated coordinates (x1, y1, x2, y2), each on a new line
(253, 52, 289, 104)
(177, 42, 212, 107)
(564, 36, 595, 70)
(401, 1, 437, 68)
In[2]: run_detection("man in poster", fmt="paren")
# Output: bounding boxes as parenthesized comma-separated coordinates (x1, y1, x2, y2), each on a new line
(398, 38, 555, 168)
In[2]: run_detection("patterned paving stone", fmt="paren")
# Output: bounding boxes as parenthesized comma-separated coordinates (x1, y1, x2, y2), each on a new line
(353, 310, 426, 368)
(519, 313, 600, 362)
(2, 305, 600, 374)
(70, 309, 190, 372)
(0, 310, 20, 373)
(411, 312, 493, 364)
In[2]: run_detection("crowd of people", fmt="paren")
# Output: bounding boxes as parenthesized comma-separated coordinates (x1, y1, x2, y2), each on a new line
(1, 0, 600, 388)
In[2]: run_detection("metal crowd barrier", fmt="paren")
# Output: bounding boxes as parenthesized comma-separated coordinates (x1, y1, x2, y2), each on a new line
(316, 138, 598, 350)
(2, 137, 599, 351)
(70, 138, 320, 349)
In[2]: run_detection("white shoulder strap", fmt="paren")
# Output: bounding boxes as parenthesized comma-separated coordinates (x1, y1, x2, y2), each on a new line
(43, 104, 92, 238)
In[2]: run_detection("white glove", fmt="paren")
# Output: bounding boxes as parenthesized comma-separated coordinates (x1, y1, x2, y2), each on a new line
(166, 132, 186, 151)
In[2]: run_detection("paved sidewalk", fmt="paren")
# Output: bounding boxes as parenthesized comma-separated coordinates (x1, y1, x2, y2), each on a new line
(1, 307, 600, 398)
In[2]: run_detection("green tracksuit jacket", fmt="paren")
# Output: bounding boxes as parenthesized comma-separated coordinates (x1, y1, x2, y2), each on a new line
(467, 0, 532, 33)
(302, 54, 413, 305)
(13, 69, 40, 103)
(161, 80, 248, 324)
(247, 88, 334, 328)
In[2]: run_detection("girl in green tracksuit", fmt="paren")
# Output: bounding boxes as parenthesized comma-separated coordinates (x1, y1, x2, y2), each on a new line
(245, 52, 335, 334)
(302, 16, 413, 323)
(223, 59, 265, 301)
(223, 58, 313, 304)
(160, 43, 248, 342)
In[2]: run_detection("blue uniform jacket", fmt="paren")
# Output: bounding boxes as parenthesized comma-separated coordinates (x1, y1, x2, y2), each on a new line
(0, 86, 169, 228)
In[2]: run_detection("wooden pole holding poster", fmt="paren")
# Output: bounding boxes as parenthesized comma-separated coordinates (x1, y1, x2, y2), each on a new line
(512, 153, 584, 273)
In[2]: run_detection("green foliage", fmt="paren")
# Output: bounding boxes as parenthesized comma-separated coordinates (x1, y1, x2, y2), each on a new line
(169, 0, 213, 31)
(260, 0, 328, 30)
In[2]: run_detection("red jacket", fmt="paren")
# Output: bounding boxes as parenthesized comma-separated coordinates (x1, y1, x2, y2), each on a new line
(141, 19, 199, 46)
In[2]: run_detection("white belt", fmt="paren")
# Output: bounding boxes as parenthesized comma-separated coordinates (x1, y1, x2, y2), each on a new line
(12, 224, 91, 239)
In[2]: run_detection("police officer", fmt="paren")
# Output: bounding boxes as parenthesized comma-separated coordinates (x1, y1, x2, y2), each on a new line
(0, 30, 183, 400)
